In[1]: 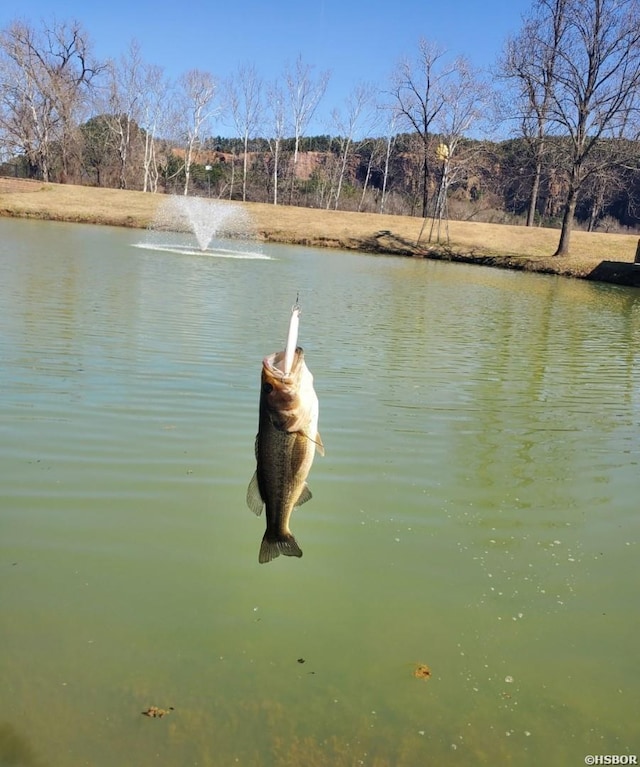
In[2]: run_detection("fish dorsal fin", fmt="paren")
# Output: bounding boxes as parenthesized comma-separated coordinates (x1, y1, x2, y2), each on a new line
(246, 471, 264, 516)
(295, 483, 313, 507)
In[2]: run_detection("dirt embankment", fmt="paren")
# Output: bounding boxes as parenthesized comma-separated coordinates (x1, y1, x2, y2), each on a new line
(1, 178, 639, 287)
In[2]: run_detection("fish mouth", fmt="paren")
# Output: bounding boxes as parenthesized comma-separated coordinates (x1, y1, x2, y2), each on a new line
(263, 347, 304, 383)
(261, 347, 310, 431)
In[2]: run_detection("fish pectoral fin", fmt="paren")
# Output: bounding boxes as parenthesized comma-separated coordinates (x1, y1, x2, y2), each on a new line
(301, 430, 325, 456)
(246, 471, 264, 516)
(295, 483, 313, 507)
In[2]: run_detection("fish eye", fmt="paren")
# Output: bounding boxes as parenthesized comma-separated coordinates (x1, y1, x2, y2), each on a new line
(262, 382, 273, 394)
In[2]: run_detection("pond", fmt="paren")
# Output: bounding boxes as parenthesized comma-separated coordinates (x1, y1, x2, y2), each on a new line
(1, 216, 639, 766)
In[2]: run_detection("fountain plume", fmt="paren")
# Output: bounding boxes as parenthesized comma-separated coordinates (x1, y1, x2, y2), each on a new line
(135, 195, 270, 260)
(160, 196, 252, 251)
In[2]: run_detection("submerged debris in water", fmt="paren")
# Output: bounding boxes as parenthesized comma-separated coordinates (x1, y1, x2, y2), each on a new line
(414, 664, 432, 680)
(141, 706, 174, 718)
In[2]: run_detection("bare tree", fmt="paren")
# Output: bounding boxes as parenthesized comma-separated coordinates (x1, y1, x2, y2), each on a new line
(102, 39, 146, 189)
(357, 138, 382, 212)
(436, 58, 488, 158)
(327, 82, 377, 210)
(265, 79, 287, 205)
(378, 108, 399, 214)
(546, 0, 640, 255)
(420, 57, 489, 242)
(99, 45, 167, 192)
(0, 17, 102, 181)
(174, 69, 217, 196)
(225, 63, 263, 202)
(285, 54, 330, 203)
(580, 154, 625, 230)
(139, 63, 168, 193)
(390, 39, 454, 217)
(499, 0, 569, 226)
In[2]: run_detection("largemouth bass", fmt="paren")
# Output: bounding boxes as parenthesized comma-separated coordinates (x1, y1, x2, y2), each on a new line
(246, 337, 324, 564)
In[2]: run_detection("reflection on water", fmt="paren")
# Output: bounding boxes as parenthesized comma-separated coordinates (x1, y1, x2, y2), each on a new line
(1, 217, 639, 766)
(131, 240, 273, 260)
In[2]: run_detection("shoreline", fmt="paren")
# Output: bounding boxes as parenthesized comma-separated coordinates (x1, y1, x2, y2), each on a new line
(1, 178, 639, 287)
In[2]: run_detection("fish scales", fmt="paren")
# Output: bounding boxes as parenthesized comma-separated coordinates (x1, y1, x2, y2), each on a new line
(247, 346, 323, 564)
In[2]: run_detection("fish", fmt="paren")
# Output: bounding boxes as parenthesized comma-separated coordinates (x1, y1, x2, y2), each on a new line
(246, 342, 324, 564)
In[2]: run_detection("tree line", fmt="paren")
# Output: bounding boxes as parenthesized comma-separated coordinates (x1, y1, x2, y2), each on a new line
(1, 0, 639, 256)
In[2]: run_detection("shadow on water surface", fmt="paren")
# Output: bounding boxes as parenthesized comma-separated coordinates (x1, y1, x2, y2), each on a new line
(587, 260, 640, 287)
(0, 723, 42, 767)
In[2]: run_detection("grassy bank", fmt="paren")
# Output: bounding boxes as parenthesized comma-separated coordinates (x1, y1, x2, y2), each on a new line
(1, 178, 639, 286)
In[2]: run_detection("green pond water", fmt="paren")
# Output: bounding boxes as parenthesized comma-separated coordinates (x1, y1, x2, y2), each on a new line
(1, 216, 639, 767)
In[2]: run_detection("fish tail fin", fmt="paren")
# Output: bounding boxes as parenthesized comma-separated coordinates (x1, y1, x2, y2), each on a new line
(259, 532, 303, 564)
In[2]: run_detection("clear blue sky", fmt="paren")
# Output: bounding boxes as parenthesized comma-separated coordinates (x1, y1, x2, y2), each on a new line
(1, 0, 531, 136)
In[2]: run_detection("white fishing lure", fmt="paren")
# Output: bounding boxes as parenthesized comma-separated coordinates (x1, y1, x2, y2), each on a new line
(282, 302, 300, 376)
